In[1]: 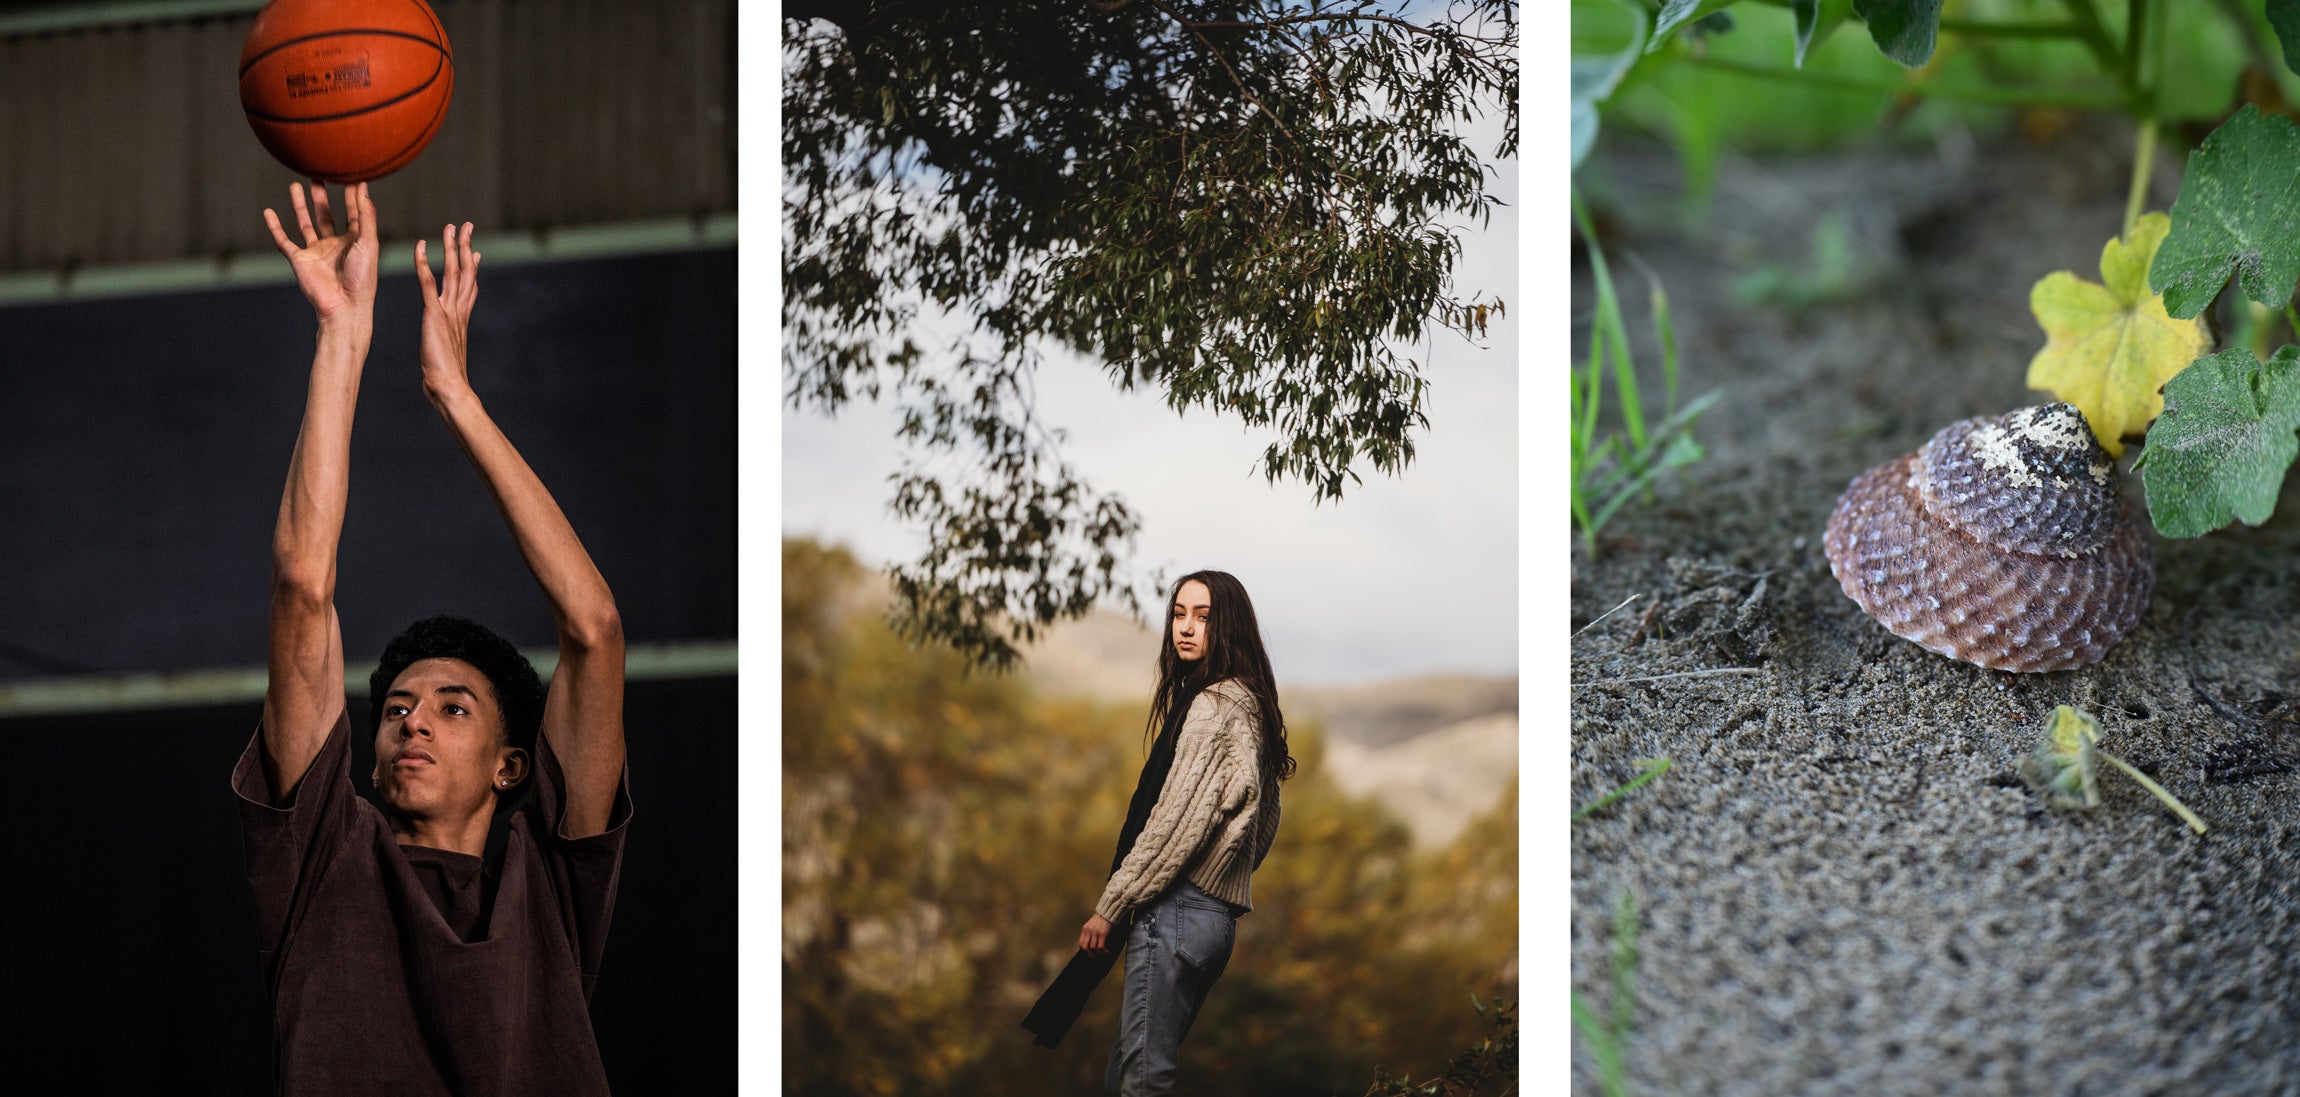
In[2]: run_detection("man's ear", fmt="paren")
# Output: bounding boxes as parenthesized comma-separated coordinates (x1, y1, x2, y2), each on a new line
(494, 746, 531, 793)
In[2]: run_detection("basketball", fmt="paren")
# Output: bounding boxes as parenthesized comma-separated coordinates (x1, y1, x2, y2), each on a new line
(238, 0, 454, 183)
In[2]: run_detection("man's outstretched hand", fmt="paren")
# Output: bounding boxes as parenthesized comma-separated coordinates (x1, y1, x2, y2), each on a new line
(415, 222, 480, 400)
(263, 181, 378, 329)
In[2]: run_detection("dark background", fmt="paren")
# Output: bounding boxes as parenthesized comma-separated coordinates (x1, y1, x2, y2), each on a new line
(0, 248, 736, 676)
(0, 0, 738, 1087)
(0, 247, 737, 1090)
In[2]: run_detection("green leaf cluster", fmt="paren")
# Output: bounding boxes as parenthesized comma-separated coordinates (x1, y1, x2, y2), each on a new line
(2148, 106, 2300, 320)
(2017, 704, 2103, 810)
(785, 3, 1517, 668)
(2016, 705, 2207, 834)
(2134, 347, 2300, 537)
(2125, 104, 2300, 537)
(1572, 191, 1717, 555)
(782, 540, 1519, 1097)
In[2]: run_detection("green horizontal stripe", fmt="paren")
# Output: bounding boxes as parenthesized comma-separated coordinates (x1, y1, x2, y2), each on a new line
(0, 640, 738, 717)
(0, 0, 268, 37)
(0, 214, 737, 308)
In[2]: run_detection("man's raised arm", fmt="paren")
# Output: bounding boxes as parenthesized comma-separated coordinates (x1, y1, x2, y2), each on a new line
(415, 223, 626, 838)
(259, 182, 380, 802)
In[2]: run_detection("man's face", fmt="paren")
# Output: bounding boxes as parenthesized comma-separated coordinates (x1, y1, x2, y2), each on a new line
(372, 657, 509, 826)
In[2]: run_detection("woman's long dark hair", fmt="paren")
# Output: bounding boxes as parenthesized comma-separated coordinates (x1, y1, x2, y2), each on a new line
(1143, 570, 1295, 782)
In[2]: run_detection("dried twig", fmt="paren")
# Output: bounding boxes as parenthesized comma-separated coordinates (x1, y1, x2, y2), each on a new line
(1572, 667, 1763, 690)
(1572, 593, 1642, 638)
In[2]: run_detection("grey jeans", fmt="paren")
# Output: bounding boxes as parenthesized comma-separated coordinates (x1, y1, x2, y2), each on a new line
(1104, 881, 1241, 1096)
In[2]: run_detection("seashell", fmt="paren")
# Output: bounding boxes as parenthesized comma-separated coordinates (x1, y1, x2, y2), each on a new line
(1823, 403, 2153, 673)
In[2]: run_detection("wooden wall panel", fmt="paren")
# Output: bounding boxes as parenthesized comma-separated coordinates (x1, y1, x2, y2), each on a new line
(0, 0, 734, 274)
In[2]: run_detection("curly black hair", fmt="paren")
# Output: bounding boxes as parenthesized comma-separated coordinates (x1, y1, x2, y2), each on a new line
(368, 615, 544, 754)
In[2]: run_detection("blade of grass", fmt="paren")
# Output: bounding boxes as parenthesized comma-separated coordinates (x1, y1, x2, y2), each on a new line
(1574, 190, 1647, 449)
(1569, 991, 1624, 1097)
(1572, 757, 1673, 821)
(1608, 890, 1640, 1092)
(1588, 392, 1720, 532)
(1579, 285, 1607, 465)
(1653, 272, 1679, 418)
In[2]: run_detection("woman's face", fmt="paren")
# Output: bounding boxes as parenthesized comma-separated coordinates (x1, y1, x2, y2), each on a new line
(1170, 580, 1212, 662)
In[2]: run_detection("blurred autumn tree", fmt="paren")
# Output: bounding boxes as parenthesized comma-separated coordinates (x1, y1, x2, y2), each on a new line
(783, 539, 1517, 1097)
(782, 1, 1518, 667)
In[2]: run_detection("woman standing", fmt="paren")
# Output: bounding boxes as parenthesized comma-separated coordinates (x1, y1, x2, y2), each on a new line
(1079, 570, 1293, 1096)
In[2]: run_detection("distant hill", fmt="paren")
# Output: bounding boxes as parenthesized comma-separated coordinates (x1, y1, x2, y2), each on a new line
(1284, 674, 1519, 749)
(1320, 713, 1518, 848)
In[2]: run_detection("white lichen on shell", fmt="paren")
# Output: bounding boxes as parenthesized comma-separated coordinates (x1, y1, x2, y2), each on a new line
(1825, 403, 2152, 673)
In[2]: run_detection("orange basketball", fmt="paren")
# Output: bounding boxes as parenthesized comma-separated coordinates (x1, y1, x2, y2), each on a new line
(238, 0, 454, 183)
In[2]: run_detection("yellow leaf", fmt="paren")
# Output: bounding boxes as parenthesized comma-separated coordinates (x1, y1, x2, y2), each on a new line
(2043, 703, 2099, 755)
(2026, 212, 2211, 457)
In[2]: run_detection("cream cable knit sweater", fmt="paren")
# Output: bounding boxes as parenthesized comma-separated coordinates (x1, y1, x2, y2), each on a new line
(1095, 678, 1282, 925)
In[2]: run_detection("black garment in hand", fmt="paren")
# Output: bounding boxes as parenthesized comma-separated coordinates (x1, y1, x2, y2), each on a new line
(1021, 679, 1203, 1048)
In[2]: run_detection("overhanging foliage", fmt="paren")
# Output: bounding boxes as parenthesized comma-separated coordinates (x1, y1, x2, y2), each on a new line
(784, 0, 1517, 666)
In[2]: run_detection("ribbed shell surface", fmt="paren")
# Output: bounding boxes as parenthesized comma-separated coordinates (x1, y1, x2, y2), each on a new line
(1914, 404, 2121, 557)
(1824, 454, 2153, 672)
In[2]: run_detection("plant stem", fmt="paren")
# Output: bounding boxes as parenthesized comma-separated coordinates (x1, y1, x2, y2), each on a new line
(2283, 302, 2299, 344)
(1680, 54, 2126, 111)
(1938, 18, 2088, 39)
(2056, 0, 2133, 100)
(2124, 115, 2157, 233)
(2124, 0, 2144, 88)
(2098, 749, 2208, 834)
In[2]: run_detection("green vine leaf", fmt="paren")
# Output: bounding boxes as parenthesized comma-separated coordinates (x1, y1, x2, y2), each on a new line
(2149, 105, 2300, 319)
(1574, 8, 1649, 169)
(2025, 212, 2211, 457)
(2270, 0, 2300, 78)
(1646, 0, 1742, 52)
(1852, 0, 1943, 67)
(2133, 346, 2300, 537)
(1790, 0, 1856, 68)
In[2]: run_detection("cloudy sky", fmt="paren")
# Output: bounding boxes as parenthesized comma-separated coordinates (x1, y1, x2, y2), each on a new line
(781, 153, 1519, 687)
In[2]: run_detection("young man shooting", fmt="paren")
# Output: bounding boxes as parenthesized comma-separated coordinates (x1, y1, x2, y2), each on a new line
(233, 180, 630, 1096)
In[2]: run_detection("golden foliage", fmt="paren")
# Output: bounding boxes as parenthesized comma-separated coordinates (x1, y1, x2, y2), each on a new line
(781, 540, 1518, 1097)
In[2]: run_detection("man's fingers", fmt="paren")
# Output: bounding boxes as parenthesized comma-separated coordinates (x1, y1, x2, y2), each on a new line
(441, 224, 459, 285)
(309, 182, 335, 239)
(357, 183, 377, 242)
(290, 183, 318, 246)
(262, 208, 299, 258)
(414, 239, 438, 298)
(460, 224, 479, 296)
(457, 222, 474, 292)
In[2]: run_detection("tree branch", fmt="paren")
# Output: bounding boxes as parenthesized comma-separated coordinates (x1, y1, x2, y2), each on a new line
(1146, 0, 1300, 148)
(1182, 11, 1500, 44)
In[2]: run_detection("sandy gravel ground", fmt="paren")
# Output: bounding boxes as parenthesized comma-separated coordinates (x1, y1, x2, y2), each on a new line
(1571, 120, 2300, 1096)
